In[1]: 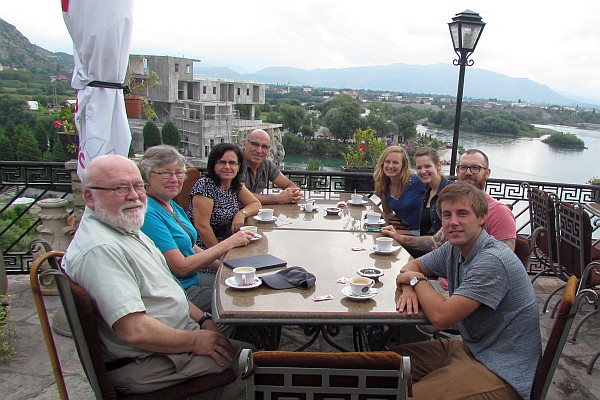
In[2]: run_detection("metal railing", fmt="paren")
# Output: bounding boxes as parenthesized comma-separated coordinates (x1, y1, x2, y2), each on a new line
(1, 162, 597, 274)
(0, 161, 72, 273)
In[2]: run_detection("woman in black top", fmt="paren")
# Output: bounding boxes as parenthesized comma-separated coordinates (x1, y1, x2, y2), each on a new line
(414, 147, 451, 235)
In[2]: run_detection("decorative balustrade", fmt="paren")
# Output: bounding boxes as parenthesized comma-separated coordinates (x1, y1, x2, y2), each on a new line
(0, 162, 597, 274)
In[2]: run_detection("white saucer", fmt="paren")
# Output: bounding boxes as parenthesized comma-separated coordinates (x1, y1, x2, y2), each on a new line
(250, 233, 262, 242)
(348, 200, 368, 206)
(253, 215, 277, 223)
(225, 276, 262, 289)
(370, 245, 401, 254)
(364, 218, 386, 225)
(341, 286, 377, 300)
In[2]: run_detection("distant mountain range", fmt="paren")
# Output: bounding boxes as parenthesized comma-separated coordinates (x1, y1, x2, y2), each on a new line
(0, 16, 593, 107)
(194, 63, 588, 106)
(0, 18, 72, 71)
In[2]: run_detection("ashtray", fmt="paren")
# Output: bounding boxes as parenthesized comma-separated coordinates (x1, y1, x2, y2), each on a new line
(357, 267, 384, 281)
(325, 207, 342, 215)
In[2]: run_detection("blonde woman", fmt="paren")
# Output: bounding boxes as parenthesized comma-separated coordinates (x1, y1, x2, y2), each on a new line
(374, 146, 425, 234)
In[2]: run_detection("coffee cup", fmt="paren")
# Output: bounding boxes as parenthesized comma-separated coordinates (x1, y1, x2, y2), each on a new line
(233, 266, 256, 285)
(349, 276, 375, 296)
(240, 226, 257, 236)
(366, 211, 381, 224)
(304, 200, 315, 212)
(258, 208, 274, 220)
(350, 194, 364, 204)
(376, 237, 393, 252)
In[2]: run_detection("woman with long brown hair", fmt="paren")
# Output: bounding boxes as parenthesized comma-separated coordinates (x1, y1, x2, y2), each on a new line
(374, 146, 425, 234)
(414, 147, 451, 235)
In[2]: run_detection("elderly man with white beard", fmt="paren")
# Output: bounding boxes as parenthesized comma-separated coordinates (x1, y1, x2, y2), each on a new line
(62, 155, 247, 399)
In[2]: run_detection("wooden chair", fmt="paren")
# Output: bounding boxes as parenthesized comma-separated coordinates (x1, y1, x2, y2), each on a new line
(173, 167, 201, 211)
(30, 251, 236, 400)
(531, 275, 579, 400)
(241, 350, 411, 400)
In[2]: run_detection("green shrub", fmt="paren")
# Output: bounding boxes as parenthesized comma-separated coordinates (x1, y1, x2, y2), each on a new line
(0, 298, 16, 361)
(161, 120, 181, 147)
(142, 121, 161, 150)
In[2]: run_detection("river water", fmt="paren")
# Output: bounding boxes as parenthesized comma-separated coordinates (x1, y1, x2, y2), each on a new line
(283, 124, 600, 185)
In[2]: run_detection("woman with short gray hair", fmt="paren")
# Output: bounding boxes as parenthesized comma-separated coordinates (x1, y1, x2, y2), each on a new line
(140, 145, 254, 329)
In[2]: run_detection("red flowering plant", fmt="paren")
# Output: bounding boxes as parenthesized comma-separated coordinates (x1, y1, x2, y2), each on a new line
(343, 127, 387, 169)
(54, 106, 78, 153)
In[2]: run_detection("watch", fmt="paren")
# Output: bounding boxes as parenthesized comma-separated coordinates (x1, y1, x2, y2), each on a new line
(409, 277, 428, 288)
(197, 311, 213, 326)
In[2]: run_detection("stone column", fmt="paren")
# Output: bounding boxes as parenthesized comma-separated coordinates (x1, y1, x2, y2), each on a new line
(33, 198, 73, 297)
(36, 198, 73, 253)
(65, 160, 85, 230)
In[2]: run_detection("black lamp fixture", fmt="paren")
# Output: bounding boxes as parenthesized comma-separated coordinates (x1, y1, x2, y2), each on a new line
(447, 10, 485, 175)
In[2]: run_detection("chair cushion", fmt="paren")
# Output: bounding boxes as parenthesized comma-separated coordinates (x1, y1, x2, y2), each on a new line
(253, 351, 403, 370)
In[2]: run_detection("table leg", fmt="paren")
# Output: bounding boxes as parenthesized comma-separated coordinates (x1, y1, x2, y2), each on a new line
(234, 325, 282, 350)
(293, 325, 352, 352)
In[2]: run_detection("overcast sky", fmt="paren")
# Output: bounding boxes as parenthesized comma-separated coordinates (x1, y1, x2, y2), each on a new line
(3, 1, 600, 101)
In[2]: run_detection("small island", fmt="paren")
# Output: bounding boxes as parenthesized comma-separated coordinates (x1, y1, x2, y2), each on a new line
(542, 131, 586, 149)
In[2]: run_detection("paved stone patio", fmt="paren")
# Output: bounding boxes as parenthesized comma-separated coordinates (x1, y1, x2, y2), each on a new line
(1, 275, 598, 399)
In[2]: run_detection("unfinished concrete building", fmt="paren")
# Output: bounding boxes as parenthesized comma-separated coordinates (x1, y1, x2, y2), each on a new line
(128, 55, 282, 162)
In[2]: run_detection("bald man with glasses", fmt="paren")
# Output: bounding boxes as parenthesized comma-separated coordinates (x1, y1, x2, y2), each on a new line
(242, 129, 302, 204)
(381, 149, 516, 258)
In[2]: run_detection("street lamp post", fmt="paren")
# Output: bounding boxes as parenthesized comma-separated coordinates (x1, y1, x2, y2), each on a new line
(448, 10, 485, 175)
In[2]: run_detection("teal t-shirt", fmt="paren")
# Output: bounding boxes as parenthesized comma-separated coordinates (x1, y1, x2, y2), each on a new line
(141, 197, 200, 289)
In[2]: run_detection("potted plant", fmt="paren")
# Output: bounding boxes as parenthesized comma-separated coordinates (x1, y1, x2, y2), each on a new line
(125, 69, 159, 120)
(588, 176, 600, 203)
(342, 128, 388, 191)
(54, 106, 79, 159)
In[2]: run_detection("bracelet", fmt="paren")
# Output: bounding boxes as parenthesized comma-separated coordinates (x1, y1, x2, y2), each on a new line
(240, 210, 247, 217)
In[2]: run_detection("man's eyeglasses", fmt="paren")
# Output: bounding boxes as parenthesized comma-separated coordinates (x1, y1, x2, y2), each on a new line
(88, 184, 146, 197)
(457, 165, 487, 174)
(216, 160, 240, 167)
(247, 140, 271, 151)
(151, 171, 186, 180)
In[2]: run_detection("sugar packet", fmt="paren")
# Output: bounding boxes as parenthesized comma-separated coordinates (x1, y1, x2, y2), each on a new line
(311, 294, 334, 302)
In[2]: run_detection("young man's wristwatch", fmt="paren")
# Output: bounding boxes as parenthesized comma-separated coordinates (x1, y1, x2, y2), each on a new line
(197, 311, 213, 326)
(409, 277, 428, 287)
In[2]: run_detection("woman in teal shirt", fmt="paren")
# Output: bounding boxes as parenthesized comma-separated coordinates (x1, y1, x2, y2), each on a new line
(140, 145, 254, 315)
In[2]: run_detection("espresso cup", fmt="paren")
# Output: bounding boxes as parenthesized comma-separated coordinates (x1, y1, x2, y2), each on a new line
(351, 194, 364, 204)
(366, 211, 381, 224)
(304, 200, 315, 212)
(349, 276, 375, 296)
(376, 237, 393, 252)
(233, 266, 256, 285)
(240, 226, 258, 235)
(258, 208, 274, 220)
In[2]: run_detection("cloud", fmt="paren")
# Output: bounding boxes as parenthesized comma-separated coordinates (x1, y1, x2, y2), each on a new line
(3, 0, 599, 100)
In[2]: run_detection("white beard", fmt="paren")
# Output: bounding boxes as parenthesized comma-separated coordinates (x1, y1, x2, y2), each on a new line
(94, 200, 146, 232)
